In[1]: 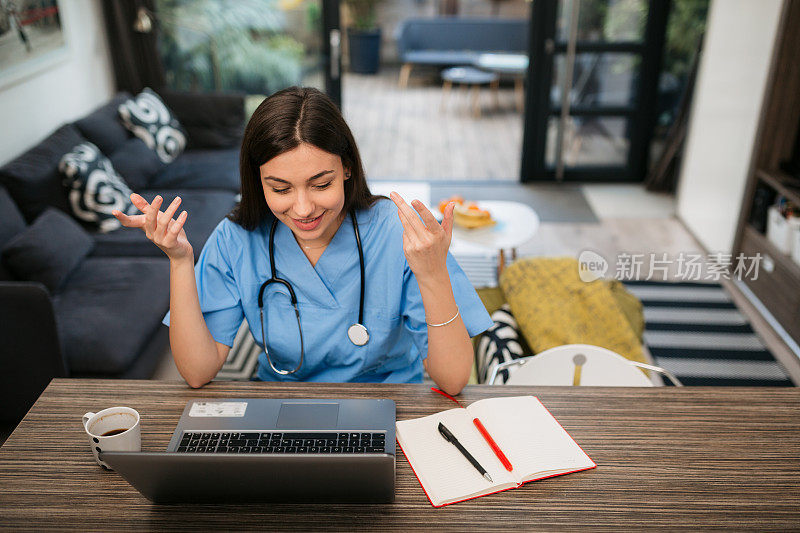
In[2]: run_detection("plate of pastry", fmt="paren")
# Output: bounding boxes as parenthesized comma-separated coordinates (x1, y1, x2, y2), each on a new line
(438, 196, 497, 230)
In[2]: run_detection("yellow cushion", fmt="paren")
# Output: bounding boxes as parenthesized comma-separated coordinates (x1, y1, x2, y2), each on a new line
(476, 286, 507, 316)
(499, 257, 646, 364)
(607, 279, 644, 341)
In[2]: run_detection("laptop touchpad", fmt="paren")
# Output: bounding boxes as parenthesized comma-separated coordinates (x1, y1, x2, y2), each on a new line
(276, 402, 339, 429)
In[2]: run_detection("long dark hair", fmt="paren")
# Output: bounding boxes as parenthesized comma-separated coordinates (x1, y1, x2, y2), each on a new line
(230, 86, 381, 230)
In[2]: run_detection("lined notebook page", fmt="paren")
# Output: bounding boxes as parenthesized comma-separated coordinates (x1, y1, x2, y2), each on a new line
(467, 396, 595, 483)
(396, 407, 517, 506)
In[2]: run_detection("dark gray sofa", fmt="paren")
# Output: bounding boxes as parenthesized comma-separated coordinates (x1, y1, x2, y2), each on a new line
(396, 18, 528, 87)
(0, 90, 244, 423)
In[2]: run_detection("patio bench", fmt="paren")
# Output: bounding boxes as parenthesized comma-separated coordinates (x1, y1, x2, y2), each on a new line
(396, 17, 528, 88)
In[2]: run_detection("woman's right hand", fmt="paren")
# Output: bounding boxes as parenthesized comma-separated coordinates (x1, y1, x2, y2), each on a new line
(112, 193, 193, 262)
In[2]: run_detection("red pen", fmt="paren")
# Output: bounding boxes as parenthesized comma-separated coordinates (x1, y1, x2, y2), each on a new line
(431, 387, 514, 472)
(472, 417, 513, 472)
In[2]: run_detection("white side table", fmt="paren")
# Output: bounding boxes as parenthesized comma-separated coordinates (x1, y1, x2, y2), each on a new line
(450, 200, 539, 276)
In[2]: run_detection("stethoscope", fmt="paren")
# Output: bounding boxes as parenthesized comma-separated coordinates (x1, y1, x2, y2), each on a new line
(257, 210, 368, 375)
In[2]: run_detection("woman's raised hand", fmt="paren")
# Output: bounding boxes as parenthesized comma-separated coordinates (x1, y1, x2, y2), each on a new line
(390, 192, 455, 281)
(112, 193, 193, 262)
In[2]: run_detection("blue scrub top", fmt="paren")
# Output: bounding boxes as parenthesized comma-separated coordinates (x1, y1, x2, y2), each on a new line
(164, 198, 492, 383)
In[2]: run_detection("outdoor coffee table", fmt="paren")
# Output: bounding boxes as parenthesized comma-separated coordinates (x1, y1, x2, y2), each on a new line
(440, 66, 499, 117)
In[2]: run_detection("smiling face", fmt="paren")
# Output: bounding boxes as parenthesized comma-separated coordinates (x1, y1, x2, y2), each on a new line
(259, 143, 349, 246)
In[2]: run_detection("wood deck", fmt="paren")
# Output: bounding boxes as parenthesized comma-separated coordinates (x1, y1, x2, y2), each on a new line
(342, 67, 628, 181)
(343, 67, 523, 181)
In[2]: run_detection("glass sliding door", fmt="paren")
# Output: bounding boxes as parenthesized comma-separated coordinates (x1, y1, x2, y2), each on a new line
(521, 0, 669, 181)
(153, 0, 341, 105)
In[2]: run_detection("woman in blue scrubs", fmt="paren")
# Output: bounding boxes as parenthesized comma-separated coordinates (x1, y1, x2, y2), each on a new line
(112, 87, 492, 394)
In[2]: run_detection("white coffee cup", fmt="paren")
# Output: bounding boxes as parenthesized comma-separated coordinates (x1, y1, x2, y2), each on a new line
(82, 407, 141, 469)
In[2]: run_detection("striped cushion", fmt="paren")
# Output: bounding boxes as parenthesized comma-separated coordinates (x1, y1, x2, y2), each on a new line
(477, 304, 528, 384)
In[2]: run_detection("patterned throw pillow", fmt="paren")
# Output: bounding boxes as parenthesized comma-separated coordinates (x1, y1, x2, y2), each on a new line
(477, 304, 529, 384)
(118, 88, 187, 164)
(59, 142, 136, 233)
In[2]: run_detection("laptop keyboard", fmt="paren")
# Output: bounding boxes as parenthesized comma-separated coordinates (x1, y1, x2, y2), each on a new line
(175, 432, 387, 454)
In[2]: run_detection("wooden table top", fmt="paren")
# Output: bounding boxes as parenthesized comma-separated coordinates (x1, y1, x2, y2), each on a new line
(1, 380, 799, 531)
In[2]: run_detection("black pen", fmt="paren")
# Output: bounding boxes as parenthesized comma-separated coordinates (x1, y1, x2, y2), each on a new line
(438, 422, 493, 482)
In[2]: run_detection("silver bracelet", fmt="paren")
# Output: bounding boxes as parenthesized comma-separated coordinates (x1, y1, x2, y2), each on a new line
(426, 306, 460, 327)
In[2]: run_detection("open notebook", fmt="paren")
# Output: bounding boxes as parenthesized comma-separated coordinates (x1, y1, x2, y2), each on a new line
(396, 396, 596, 507)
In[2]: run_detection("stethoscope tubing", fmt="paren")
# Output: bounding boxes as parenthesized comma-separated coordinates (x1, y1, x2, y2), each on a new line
(258, 210, 365, 375)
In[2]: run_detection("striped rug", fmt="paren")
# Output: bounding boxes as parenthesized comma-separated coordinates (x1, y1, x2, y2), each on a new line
(623, 280, 794, 386)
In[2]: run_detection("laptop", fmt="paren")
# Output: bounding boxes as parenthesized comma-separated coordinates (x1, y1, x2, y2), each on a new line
(100, 398, 396, 503)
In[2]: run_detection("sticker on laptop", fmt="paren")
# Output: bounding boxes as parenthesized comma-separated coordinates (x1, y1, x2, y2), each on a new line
(189, 402, 247, 417)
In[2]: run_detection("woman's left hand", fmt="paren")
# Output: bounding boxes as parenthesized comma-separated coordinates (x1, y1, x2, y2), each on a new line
(390, 192, 455, 281)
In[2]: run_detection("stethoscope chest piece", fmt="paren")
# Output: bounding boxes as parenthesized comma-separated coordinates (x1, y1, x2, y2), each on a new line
(347, 323, 369, 346)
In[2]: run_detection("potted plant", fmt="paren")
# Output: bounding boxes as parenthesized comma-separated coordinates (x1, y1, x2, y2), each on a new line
(344, 0, 382, 74)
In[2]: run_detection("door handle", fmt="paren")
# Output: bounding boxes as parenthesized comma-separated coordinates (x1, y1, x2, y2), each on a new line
(545, 38, 555, 55)
(330, 29, 341, 80)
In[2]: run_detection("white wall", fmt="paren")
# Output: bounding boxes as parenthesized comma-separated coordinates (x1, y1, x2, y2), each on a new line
(676, 0, 784, 254)
(0, 0, 115, 166)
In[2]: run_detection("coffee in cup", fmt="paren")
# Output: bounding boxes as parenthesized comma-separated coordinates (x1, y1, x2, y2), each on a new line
(82, 407, 141, 469)
(101, 428, 129, 437)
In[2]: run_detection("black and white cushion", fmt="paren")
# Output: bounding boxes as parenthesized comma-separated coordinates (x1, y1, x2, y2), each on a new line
(477, 304, 527, 384)
(118, 88, 187, 164)
(59, 142, 136, 233)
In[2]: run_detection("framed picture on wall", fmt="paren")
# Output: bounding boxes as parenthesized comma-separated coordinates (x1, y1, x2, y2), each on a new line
(0, 0, 68, 89)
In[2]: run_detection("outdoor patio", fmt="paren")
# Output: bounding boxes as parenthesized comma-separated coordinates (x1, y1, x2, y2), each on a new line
(342, 66, 524, 181)
(342, 66, 628, 182)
